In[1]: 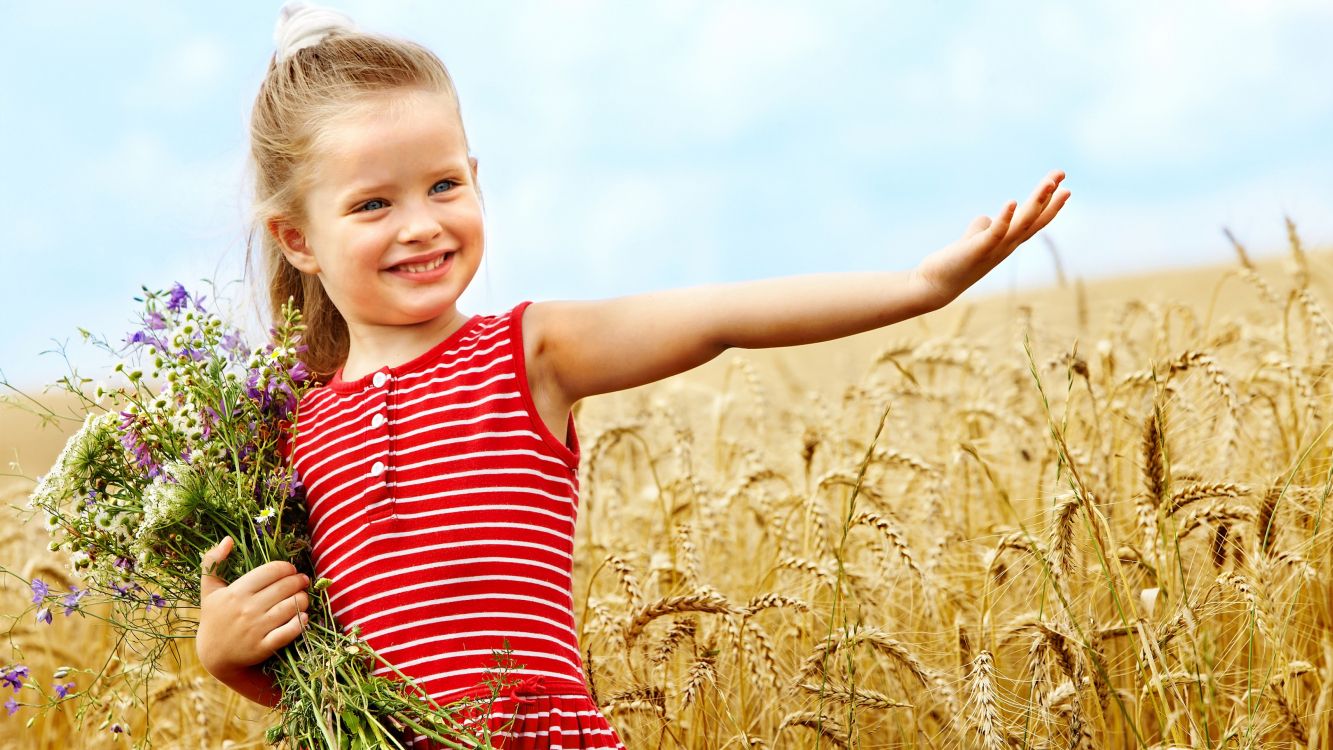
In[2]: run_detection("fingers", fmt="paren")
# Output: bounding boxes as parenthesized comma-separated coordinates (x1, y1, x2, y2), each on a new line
(961, 215, 991, 241)
(997, 171, 1070, 246)
(1011, 174, 1060, 234)
(232, 559, 303, 596)
(254, 570, 311, 614)
(261, 610, 310, 654)
(200, 536, 234, 598)
(263, 588, 310, 629)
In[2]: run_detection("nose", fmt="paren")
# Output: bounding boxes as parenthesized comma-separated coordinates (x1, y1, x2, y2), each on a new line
(396, 200, 444, 245)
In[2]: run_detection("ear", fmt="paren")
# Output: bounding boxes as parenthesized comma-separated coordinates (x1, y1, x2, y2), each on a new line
(267, 217, 320, 275)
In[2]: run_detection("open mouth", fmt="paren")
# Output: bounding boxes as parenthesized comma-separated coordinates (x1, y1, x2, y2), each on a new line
(390, 252, 453, 273)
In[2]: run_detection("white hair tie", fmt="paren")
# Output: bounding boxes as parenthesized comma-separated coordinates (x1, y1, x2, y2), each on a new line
(274, 1, 357, 62)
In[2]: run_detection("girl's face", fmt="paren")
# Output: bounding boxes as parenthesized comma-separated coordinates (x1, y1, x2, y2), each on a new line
(274, 88, 483, 334)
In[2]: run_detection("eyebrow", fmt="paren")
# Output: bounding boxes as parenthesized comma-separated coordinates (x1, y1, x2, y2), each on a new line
(338, 165, 468, 203)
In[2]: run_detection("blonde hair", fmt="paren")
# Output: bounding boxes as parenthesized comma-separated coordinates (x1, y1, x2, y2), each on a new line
(244, 26, 474, 384)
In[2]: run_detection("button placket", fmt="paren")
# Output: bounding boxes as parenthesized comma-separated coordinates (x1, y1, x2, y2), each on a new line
(365, 370, 394, 521)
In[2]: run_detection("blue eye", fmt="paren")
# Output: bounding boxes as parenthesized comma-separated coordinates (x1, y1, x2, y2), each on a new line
(431, 179, 459, 194)
(357, 198, 386, 212)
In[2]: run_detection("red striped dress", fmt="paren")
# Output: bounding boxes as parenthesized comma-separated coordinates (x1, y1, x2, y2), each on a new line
(279, 301, 627, 749)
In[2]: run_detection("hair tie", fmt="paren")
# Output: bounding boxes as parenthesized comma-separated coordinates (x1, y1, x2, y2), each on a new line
(273, 1, 357, 62)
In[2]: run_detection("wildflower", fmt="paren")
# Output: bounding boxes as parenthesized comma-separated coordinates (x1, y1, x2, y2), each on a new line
(4, 697, 16, 716)
(146, 593, 167, 613)
(35, 608, 52, 625)
(167, 282, 190, 313)
(255, 507, 277, 526)
(1, 665, 27, 693)
(70, 551, 91, 570)
(30, 578, 48, 604)
(62, 587, 87, 616)
(54, 682, 76, 699)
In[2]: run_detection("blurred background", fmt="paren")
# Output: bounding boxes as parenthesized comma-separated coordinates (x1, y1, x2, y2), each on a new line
(2, 0, 1331, 390)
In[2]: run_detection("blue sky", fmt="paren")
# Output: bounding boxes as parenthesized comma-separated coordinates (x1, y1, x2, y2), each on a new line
(2, 1, 1331, 390)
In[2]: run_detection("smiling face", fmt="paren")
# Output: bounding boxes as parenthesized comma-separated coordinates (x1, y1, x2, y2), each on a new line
(272, 87, 483, 336)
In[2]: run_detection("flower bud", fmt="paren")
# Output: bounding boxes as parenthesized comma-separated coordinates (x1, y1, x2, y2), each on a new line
(313, 577, 332, 591)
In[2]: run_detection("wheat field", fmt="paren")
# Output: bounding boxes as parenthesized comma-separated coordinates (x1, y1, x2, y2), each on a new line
(3, 233, 1332, 749)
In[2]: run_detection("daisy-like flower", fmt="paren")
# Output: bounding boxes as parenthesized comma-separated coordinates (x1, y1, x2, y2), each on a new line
(69, 551, 90, 571)
(255, 507, 277, 526)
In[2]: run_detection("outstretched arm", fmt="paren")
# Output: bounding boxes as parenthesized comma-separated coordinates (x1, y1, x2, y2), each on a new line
(526, 170, 1069, 407)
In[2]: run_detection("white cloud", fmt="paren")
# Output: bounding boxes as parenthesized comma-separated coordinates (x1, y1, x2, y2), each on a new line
(124, 36, 229, 113)
(1068, 2, 1333, 166)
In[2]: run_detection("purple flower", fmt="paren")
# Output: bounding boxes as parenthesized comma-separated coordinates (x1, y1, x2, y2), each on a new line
(110, 581, 141, 598)
(1, 666, 28, 693)
(118, 411, 160, 477)
(30, 578, 48, 604)
(167, 283, 190, 313)
(4, 697, 16, 716)
(62, 586, 88, 616)
(289, 360, 310, 383)
(222, 329, 248, 359)
(113, 556, 136, 572)
(35, 608, 52, 625)
(145, 310, 168, 330)
(54, 681, 75, 699)
(146, 593, 167, 613)
(111, 723, 125, 734)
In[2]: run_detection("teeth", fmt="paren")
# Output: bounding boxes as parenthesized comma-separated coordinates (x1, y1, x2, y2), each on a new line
(396, 253, 448, 273)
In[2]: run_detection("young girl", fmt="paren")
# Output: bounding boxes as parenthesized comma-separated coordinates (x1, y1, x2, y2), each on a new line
(195, 3, 1069, 748)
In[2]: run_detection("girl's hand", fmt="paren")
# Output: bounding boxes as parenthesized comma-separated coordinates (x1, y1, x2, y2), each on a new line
(909, 169, 1070, 309)
(195, 536, 311, 681)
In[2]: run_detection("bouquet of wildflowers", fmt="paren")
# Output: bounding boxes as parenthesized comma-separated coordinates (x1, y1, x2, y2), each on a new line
(0, 283, 522, 749)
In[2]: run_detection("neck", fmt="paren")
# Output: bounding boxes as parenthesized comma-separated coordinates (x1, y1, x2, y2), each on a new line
(341, 309, 469, 382)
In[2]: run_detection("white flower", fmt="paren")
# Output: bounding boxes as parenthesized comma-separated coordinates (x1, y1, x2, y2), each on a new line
(28, 411, 117, 515)
(70, 551, 90, 570)
(255, 507, 278, 525)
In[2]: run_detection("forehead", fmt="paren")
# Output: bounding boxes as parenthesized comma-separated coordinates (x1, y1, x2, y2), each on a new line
(307, 89, 468, 190)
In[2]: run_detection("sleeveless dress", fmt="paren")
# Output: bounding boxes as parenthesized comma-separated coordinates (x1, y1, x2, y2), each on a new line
(279, 301, 627, 749)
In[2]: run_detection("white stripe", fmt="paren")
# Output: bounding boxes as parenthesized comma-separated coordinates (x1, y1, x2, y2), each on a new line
(343, 591, 574, 630)
(392, 445, 569, 473)
(293, 318, 507, 438)
(396, 666, 578, 694)
(362, 608, 565, 643)
(302, 372, 517, 472)
(307, 423, 549, 539)
(314, 482, 575, 562)
(392, 465, 575, 493)
(327, 548, 573, 607)
(376, 628, 581, 662)
(321, 507, 574, 575)
(303, 397, 530, 506)
(302, 434, 386, 498)
(393, 340, 511, 401)
(333, 575, 573, 615)
(324, 534, 573, 591)
(373, 646, 583, 678)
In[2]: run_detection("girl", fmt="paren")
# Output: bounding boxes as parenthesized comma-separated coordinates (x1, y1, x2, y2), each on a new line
(195, 3, 1070, 748)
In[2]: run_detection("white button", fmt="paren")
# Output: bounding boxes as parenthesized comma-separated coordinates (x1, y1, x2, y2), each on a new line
(372, 372, 388, 388)
(371, 413, 386, 428)
(370, 461, 385, 477)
